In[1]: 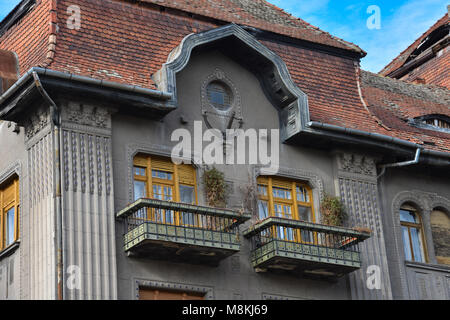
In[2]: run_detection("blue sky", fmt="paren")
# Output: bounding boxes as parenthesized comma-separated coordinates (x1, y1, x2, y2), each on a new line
(0, 0, 448, 72)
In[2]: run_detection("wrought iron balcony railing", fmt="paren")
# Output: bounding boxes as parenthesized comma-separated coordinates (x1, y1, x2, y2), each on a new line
(117, 198, 251, 266)
(244, 217, 371, 279)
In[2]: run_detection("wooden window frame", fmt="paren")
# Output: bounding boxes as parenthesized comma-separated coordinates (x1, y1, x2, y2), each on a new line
(133, 155, 198, 227)
(0, 177, 20, 251)
(257, 176, 315, 243)
(400, 206, 428, 263)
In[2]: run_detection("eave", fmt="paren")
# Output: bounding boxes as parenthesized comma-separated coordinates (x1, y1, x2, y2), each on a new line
(0, 67, 175, 124)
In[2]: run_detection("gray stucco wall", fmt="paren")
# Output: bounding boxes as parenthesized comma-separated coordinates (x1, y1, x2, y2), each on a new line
(112, 49, 358, 300)
(0, 121, 26, 300)
(379, 166, 450, 299)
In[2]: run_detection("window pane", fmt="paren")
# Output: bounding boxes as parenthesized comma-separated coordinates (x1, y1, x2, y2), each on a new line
(257, 185, 267, 196)
(296, 186, 309, 203)
(257, 200, 268, 220)
(210, 91, 224, 105)
(298, 205, 313, 242)
(152, 170, 172, 180)
(179, 185, 194, 204)
(6, 207, 15, 246)
(410, 228, 425, 263)
(164, 186, 173, 201)
(134, 166, 146, 177)
(153, 185, 163, 200)
(298, 205, 312, 222)
(283, 205, 292, 219)
(274, 204, 283, 217)
(273, 187, 291, 200)
(400, 209, 417, 223)
(402, 226, 413, 261)
(179, 185, 195, 226)
(285, 228, 294, 241)
(134, 181, 146, 201)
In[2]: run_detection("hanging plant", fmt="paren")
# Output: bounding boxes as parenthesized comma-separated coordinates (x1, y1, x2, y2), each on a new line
(239, 175, 257, 218)
(203, 167, 227, 208)
(320, 194, 347, 227)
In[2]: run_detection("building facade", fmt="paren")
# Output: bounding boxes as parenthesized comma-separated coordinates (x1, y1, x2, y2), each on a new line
(0, 0, 449, 300)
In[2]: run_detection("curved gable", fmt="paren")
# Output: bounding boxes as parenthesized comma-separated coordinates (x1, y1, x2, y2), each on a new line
(154, 24, 309, 141)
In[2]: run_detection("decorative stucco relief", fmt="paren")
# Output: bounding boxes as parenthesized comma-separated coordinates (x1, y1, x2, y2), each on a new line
(63, 102, 111, 129)
(24, 108, 50, 139)
(337, 153, 376, 177)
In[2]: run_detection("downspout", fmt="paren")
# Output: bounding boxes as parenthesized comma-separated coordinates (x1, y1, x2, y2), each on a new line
(32, 72, 64, 300)
(377, 148, 422, 179)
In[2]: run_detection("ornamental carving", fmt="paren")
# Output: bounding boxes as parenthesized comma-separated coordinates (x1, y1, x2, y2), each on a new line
(338, 153, 376, 176)
(64, 103, 110, 129)
(24, 108, 50, 139)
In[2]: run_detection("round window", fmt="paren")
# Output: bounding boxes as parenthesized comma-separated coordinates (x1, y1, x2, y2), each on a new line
(206, 81, 233, 111)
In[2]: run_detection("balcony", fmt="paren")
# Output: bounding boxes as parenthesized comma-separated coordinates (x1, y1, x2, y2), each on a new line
(117, 198, 251, 266)
(244, 217, 371, 279)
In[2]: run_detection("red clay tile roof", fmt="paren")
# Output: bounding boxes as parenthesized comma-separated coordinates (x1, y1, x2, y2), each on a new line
(379, 12, 449, 76)
(0, 0, 449, 154)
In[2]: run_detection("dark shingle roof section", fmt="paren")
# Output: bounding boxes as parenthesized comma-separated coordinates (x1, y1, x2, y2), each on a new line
(379, 12, 449, 75)
(361, 71, 450, 152)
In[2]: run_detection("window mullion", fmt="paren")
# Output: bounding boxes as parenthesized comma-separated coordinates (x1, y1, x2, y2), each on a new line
(14, 179, 19, 242)
(147, 157, 153, 220)
(173, 164, 180, 226)
(407, 227, 415, 261)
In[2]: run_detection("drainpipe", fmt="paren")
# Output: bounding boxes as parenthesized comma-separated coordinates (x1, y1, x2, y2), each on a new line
(377, 148, 422, 179)
(32, 72, 64, 300)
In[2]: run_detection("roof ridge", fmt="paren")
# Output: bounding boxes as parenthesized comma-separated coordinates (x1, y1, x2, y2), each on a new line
(362, 70, 450, 107)
(39, 0, 58, 68)
(244, 0, 366, 53)
(134, 0, 364, 54)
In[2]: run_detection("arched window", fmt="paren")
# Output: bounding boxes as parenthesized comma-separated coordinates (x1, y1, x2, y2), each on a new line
(430, 209, 450, 265)
(400, 205, 427, 263)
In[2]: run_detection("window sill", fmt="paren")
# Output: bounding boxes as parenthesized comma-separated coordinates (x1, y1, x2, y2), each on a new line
(405, 260, 450, 272)
(0, 240, 20, 261)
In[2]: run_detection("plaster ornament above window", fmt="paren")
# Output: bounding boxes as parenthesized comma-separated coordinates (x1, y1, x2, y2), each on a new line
(64, 103, 111, 129)
(338, 153, 376, 176)
(24, 108, 50, 139)
(201, 68, 243, 135)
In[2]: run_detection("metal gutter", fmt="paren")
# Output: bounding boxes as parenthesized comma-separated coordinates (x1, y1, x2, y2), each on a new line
(377, 148, 421, 179)
(0, 67, 172, 113)
(307, 121, 450, 160)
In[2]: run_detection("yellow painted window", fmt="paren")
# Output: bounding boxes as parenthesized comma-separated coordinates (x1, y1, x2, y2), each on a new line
(0, 177, 20, 251)
(133, 154, 197, 226)
(257, 176, 315, 242)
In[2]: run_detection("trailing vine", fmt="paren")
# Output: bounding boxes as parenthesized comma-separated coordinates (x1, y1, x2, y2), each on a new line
(203, 167, 227, 208)
(320, 194, 347, 226)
